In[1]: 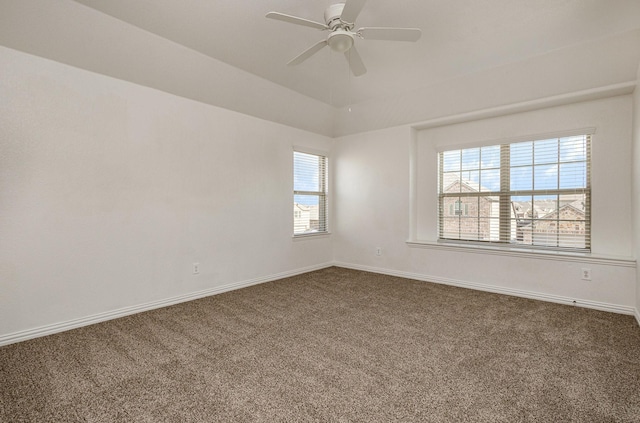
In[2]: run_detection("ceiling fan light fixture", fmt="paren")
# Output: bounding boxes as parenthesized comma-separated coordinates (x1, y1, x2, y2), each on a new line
(328, 30, 354, 53)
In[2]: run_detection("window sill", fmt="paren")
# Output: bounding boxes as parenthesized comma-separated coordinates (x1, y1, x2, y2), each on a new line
(406, 240, 635, 267)
(293, 232, 332, 241)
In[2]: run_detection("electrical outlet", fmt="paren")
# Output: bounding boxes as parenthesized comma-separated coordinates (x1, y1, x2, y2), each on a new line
(375, 247, 382, 256)
(193, 263, 200, 275)
(581, 268, 591, 281)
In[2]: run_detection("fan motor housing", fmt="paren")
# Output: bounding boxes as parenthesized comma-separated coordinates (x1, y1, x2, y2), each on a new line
(325, 3, 351, 30)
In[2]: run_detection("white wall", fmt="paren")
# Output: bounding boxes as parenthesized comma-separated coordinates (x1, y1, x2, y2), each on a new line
(334, 96, 636, 312)
(0, 46, 333, 342)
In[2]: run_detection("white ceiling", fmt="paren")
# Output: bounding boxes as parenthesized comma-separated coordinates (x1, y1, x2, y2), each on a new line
(70, 0, 640, 108)
(1, 0, 640, 136)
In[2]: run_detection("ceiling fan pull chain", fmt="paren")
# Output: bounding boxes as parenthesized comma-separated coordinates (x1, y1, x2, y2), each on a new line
(348, 49, 352, 112)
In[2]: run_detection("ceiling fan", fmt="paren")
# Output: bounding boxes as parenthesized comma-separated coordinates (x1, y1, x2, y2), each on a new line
(266, 0, 422, 77)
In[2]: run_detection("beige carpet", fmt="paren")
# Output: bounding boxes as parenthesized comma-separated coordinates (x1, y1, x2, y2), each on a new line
(1, 267, 639, 422)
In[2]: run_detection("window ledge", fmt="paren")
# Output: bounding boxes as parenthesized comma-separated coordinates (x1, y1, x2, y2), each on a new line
(293, 232, 332, 241)
(406, 240, 635, 267)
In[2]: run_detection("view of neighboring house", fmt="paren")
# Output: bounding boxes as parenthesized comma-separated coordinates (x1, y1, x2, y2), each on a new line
(441, 179, 587, 248)
(515, 199, 587, 248)
(294, 203, 320, 234)
(441, 180, 499, 241)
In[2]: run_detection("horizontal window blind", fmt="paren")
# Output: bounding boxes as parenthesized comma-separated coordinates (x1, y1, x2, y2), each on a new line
(294, 151, 328, 235)
(438, 135, 590, 251)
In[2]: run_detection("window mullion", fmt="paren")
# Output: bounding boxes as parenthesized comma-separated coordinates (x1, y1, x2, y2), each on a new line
(499, 144, 511, 242)
(294, 190, 322, 196)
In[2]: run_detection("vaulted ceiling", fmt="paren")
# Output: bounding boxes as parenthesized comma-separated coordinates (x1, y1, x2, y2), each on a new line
(1, 0, 640, 137)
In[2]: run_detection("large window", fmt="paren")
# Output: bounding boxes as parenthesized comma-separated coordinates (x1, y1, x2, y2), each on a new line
(438, 134, 590, 251)
(293, 150, 328, 236)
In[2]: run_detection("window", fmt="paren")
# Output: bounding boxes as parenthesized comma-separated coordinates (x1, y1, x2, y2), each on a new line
(448, 201, 469, 216)
(293, 150, 328, 236)
(438, 134, 590, 251)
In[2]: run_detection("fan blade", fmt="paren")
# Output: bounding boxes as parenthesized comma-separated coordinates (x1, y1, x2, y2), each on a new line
(358, 27, 422, 42)
(344, 46, 367, 76)
(266, 12, 328, 31)
(288, 40, 328, 66)
(340, 0, 367, 24)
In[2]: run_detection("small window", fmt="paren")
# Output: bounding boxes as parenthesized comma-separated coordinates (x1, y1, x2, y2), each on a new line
(293, 150, 328, 236)
(453, 200, 469, 216)
(438, 135, 591, 251)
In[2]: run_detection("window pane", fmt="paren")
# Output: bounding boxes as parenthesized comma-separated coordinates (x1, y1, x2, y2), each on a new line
(559, 229, 586, 249)
(560, 136, 587, 162)
(511, 195, 533, 228)
(559, 194, 586, 212)
(512, 196, 536, 244)
(442, 173, 462, 192)
(534, 139, 558, 164)
(532, 226, 558, 247)
(293, 152, 324, 192)
(441, 217, 460, 239)
(459, 218, 480, 240)
(533, 195, 558, 220)
(461, 170, 479, 188)
(442, 150, 461, 172)
(480, 169, 500, 192)
(443, 196, 461, 216)
(478, 196, 499, 218)
(534, 164, 558, 190)
(559, 162, 587, 189)
(510, 219, 524, 243)
(463, 197, 479, 218)
(479, 218, 500, 241)
(511, 166, 533, 191)
(461, 148, 480, 171)
(481, 145, 501, 168)
(475, 196, 499, 240)
(293, 195, 324, 234)
(557, 193, 587, 248)
(510, 141, 533, 166)
(294, 194, 319, 206)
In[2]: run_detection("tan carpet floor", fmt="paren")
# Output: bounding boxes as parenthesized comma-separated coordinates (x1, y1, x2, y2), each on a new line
(1, 267, 639, 422)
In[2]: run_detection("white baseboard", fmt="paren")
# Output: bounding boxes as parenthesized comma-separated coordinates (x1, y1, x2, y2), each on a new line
(3, 261, 635, 346)
(333, 261, 637, 317)
(0, 262, 333, 347)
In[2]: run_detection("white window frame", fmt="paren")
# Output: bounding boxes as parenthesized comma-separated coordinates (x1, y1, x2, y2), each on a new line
(437, 133, 591, 252)
(293, 147, 329, 237)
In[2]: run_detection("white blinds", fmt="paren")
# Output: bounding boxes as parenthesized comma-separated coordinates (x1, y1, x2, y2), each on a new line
(438, 135, 591, 251)
(293, 151, 328, 235)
